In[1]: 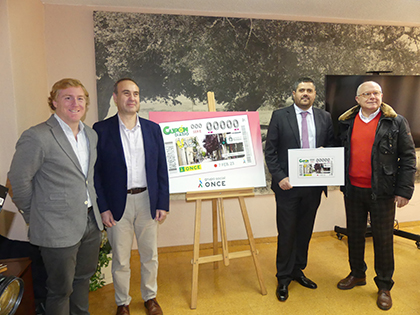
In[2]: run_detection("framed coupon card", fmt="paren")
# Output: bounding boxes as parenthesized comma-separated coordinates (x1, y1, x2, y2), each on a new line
(288, 147, 345, 186)
(149, 111, 266, 194)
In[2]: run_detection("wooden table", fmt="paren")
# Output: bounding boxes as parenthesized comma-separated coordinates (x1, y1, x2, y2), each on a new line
(0, 257, 36, 315)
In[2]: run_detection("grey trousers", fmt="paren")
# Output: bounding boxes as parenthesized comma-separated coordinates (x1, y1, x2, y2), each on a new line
(40, 210, 101, 315)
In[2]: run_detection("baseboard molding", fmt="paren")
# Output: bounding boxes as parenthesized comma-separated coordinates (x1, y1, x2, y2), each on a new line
(157, 220, 420, 254)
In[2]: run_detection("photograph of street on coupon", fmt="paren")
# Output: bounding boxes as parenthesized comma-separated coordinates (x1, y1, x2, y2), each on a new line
(162, 115, 255, 178)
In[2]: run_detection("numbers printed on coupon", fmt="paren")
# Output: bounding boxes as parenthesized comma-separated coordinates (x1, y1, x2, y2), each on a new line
(298, 157, 333, 178)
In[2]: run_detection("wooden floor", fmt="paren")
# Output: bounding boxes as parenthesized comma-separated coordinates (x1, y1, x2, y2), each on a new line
(89, 223, 420, 315)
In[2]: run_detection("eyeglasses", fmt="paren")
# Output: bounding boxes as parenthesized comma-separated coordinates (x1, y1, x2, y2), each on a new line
(358, 91, 382, 98)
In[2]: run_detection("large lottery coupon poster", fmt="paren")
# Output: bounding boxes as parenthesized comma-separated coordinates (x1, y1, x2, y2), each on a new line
(149, 112, 266, 194)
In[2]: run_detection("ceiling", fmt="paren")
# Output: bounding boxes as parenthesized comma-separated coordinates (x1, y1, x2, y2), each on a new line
(41, 0, 420, 26)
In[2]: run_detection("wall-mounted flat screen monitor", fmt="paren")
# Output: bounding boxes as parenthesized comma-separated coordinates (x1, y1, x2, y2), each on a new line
(325, 75, 420, 147)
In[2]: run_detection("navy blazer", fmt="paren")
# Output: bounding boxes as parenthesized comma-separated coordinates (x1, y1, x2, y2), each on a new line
(265, 105, 335, 195)
(93, 114, 169, 221)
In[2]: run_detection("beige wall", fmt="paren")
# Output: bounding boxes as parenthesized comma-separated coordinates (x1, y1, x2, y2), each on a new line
(0, 0, 49, 240)
(8, 0, 50, 134)
(0, 0, 18, 238)
(0, 0, 17, 183)
(1, 1, 420, 245)
(44, 5, 99, 126)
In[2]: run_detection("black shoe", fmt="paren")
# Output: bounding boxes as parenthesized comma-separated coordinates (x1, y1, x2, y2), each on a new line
(293, 276, 317, 289)
(276, 284, 288, 301)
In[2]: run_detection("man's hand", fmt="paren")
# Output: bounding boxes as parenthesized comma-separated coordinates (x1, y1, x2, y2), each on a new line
(278, 177, 293, 190)
(155, 210, 167, 222)
(395, 196, 409, 208)
(101, 210, 116, 228)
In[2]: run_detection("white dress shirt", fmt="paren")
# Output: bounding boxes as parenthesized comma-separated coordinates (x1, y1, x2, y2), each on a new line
(54, 114, 92, 207)
(359, 107, 381, 123)
(294, 104, 316, 148)
(118, 114, 147, 189)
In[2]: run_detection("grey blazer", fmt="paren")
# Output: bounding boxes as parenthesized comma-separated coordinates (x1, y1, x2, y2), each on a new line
(8, 115, 103, 248)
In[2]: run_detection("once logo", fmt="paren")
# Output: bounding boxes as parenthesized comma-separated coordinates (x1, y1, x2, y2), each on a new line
(204, 180, 226, 188)
(179, 165, 202, 172)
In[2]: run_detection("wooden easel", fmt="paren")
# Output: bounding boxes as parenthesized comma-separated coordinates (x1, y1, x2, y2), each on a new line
(186, 93, 267, 309)
(186, 188, 267, 309)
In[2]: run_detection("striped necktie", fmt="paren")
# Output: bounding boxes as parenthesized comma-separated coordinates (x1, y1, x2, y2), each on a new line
(301, 111, 309, 148)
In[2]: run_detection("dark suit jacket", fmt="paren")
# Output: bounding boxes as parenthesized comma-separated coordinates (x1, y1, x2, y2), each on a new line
(93, 114, 169, 221)
(8, 115, 103, 247)
(265, 105, 335, 195)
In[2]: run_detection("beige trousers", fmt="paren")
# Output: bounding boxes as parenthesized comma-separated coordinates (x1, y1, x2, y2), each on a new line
(107, 190, 159, 305)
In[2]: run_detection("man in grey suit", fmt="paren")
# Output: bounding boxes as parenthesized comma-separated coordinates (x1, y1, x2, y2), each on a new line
(8, 78, 103, 315)
(265, 77, 335, 302)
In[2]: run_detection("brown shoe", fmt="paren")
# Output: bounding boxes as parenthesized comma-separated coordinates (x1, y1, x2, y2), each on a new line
(145, 298, 163, 315)
(337, 274, 366, 290)
(116, 305, 130, 315)
(377, 290, 392, 310)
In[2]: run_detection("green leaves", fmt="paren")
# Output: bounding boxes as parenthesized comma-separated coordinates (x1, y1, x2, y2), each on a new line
(89, 230, 112, 292)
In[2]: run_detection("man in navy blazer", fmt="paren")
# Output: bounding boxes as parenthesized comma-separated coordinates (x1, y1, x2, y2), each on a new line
(94, 78, 169, 315)
(265, 77, 335, 302)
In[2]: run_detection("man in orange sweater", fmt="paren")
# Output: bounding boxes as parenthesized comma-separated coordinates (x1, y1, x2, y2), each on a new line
(337, 81, 416, 311)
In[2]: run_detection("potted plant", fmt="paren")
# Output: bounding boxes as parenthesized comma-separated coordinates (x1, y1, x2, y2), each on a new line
(89, 230, 112, 291)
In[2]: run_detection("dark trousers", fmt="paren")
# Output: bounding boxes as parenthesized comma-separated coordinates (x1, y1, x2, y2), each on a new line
(40, 210, 101, 315)
(275, 186, 323, 285)
(344, 185, 395, 290)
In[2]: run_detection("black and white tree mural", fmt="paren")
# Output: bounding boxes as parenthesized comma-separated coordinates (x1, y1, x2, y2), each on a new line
(94, 11, 420, 120)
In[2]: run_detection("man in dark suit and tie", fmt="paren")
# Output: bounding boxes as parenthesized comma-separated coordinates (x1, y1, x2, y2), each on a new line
(94, 78, 169, 315)
(265, 77, 335, 302)
(8, 78, 103, 315)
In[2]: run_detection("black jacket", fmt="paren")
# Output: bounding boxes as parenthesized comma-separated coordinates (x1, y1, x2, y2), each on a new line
(338, 103, 416, 200)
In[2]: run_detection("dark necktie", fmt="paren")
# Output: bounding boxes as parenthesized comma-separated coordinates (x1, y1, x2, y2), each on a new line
(301, 111, 309, 148)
